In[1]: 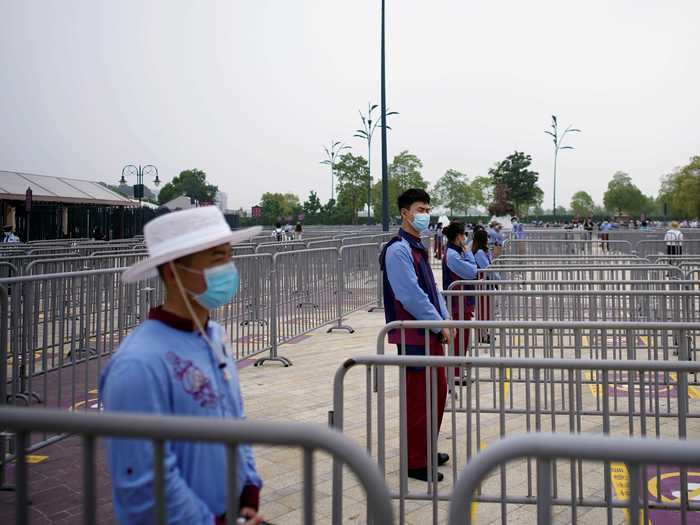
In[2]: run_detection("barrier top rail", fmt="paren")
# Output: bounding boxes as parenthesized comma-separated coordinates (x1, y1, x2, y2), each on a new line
(450, 279, 698, 288)
(0, 406, 394, 525)
(447, 433, 700, 525)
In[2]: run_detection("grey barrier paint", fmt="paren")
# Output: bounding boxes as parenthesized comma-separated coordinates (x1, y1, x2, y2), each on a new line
(452, 279, 699, 292)
(331, 353, 700, 525)
(0, 406, 394, 525)
(447, 433, 700, 525)
(478, 264, 686, 281)
(24, 252, 147, 274)
(502, 239, 634, 256)
(636, 239, 700, 258)
(441, 289, 700, 325)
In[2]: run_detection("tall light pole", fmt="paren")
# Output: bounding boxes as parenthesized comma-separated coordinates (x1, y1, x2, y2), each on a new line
(320, 142, 350, 202)
(545, 115, 580, 218)
(380, 0, 390, 231)
(354, 103, 398, 223)
(120, 164, 160, 233)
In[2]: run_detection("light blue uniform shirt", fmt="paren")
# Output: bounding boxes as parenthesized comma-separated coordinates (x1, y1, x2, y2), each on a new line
(100, 318, 262, 525)
(385, 237, 449, 328)
(445, 247, 477, 280)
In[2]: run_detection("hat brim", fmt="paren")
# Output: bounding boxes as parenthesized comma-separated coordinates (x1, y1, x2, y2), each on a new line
(122, 226, 262, 283)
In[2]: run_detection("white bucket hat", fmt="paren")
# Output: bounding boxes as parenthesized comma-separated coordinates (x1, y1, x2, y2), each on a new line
(122, 207, 262, 283)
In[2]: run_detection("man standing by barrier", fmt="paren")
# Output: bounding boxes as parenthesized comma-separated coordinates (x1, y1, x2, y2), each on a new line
(101, 207, 265, 525)
(379, 188, 451, 482)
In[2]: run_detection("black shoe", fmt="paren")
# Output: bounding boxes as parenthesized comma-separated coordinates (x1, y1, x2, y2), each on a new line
(453, 377, 475, 387)
(438, 452, 450, 466)
(408, 468, 444, 482)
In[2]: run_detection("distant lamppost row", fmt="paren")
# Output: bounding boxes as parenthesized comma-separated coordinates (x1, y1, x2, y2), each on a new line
(120, 164, 160, 231)
(354, 103, 398, 222)
(380, 0, 390, 231)
(545, 115, 580, 217)
(320, 142, 350, 202)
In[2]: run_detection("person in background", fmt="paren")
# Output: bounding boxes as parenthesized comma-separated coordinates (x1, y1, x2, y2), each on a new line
(442, 221, 477, 381)
(487, 220, 504, 258)
(472, 228, 493, 343)
(584, 217, 594, 240)
(2, 225, 20, 243)
(379, 188, 451, 482)
(599, 219, 612, 252)
(511, 216, 525, 255)
(665, 221, 684, 257)
(101, 207, 264, 525)
(433, 221, 444, 260)
(294, 222, 303, 240)
(272, 222, 284, 242)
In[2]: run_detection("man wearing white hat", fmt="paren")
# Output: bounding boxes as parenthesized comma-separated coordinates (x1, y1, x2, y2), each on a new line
(100, 206, 265, 525)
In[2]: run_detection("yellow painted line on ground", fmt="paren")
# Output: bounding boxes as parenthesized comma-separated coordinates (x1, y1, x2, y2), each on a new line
(26, 455, 48, 464)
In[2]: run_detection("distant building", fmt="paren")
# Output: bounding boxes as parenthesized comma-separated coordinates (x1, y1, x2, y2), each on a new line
(162, 195, 193, 211)
(215, 191, 228, 212)
(251, 205, 262, 218)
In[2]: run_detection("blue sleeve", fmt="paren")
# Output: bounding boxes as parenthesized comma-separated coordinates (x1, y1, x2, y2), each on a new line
(102, 359, 214, 525)
(446, 249, 477, 280)
(385, 242, 444, 324)
(475, 250, 490, 270)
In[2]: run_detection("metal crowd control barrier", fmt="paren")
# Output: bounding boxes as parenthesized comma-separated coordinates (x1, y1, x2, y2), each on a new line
(635, 239, 700, 258)
(442, 289, 700, 325)
(331, 350, 700, 524)
(504, 239, 633, 255)
(24, 252, 147, 274)
(0, 406, 394, 525)
(447, 433, 700, 525)
(479, 264, 685, 281)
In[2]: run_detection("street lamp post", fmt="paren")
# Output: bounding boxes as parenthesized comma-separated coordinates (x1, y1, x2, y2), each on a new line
(354, 103, 398, 223)
(545, 115, 580, 218)
(380, 0, 389, 232)
(320, 142, 350, 202)
(120, 164, 160, 234)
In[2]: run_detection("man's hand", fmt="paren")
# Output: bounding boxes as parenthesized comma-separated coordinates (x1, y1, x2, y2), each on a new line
(238, 507, 265, 525)
(439, 328, 452, 344)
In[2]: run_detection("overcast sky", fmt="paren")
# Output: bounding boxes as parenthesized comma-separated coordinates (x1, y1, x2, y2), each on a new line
(1, 0, 698, 211)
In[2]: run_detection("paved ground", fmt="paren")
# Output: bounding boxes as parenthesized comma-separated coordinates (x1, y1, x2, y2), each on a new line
(2, 303, 700, 524)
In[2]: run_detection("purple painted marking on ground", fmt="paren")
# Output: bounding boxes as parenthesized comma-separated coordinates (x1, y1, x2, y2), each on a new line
(604, 371, 680, 398)
(236, 359, 254, 370)
(645, 465, 700, 524)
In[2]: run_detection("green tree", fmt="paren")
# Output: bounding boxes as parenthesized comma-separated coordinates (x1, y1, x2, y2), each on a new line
(335, 153, 370, 223)
(658, 156, 700, 218)
(603, 172, 652, 215)
(488, 152, 543, 215)
(371, 150, 429, 219)
(570, 191, 596, 217)
(469, 176, 493, 209)
(259, 192, 300, 222)
(433, 169, 474, 215)
(302, 190, 323, 215)
(157, 169, 218, 205)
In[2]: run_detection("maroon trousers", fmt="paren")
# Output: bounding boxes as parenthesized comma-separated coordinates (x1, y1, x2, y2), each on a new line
(400, 339, 448, 469)
(451, 302, 474, 376)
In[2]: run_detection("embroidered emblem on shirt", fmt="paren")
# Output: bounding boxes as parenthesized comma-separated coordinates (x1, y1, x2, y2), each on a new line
(165, 352, 218, 408)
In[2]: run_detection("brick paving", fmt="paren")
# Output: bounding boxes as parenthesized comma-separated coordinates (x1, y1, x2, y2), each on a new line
(2, 303, 699, 524)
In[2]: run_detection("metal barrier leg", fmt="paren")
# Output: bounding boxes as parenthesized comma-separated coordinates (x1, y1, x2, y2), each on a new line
(254, 260, 292, 366)
(328, 254, 354, 333)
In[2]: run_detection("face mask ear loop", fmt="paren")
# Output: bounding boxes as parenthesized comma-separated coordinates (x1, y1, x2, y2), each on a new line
(169, 261, 218, 354)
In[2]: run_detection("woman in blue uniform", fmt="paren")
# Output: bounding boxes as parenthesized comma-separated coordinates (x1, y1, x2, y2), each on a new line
(472, 228, 492, 343)
(441, 221, 477, 367)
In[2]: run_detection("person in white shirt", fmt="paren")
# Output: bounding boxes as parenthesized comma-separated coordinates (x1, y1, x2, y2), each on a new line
(664, 221, 684, 256)
(2, 225, 20, 243)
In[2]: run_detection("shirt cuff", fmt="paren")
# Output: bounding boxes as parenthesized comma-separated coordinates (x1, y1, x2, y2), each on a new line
(240, 484, 261, 512)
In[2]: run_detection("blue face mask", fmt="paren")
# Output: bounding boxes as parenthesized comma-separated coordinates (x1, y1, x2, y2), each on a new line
(411, 213, 431, 233)
(180, 261, 239, 310)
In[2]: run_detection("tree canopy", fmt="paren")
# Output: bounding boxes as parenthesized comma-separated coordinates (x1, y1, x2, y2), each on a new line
(432, 169, 475, 215)
(488, 152, 543, 215)
(603, 171, 653, 215)
(371, 150, 429, 219)
(157, 169, 218, 206)
(335, 152, 370, 223)
(658, 156, 700, 219)
(259, 192, 301, 222)
(570, 190, 596, 217)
